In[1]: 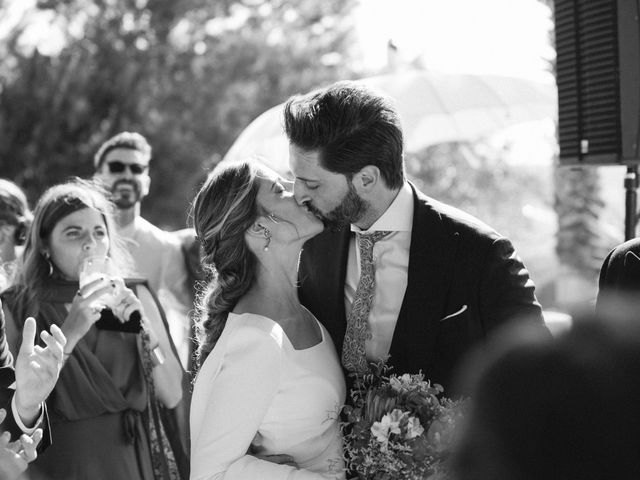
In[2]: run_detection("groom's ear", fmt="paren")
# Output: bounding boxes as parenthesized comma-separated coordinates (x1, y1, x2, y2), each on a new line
(353, 166, 380, 193)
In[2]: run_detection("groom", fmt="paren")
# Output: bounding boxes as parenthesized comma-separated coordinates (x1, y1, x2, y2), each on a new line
(285, 81, 548, 392)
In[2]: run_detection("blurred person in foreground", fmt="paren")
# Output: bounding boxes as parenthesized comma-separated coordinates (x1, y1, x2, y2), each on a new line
(0, 179, 185, 480)
(93, 131, 192, 368)
(596, 237, 640, 309)
(451, 302, 640, 480)
(189, 160, 345, 479)
(284, 81, 548, 393)
(0, 179, 32, 281)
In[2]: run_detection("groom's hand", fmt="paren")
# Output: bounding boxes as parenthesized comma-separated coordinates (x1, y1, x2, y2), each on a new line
(253, 453, 298, 468)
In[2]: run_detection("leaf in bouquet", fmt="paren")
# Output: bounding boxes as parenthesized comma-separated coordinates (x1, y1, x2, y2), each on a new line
(416, 403, 438, 428)
(364, 388, 398, 423)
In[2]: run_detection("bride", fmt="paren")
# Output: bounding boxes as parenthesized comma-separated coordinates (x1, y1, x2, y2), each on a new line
(189, 160, 346, 480)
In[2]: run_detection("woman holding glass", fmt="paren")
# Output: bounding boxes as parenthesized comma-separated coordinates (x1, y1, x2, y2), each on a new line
(0, 178, 185, 480)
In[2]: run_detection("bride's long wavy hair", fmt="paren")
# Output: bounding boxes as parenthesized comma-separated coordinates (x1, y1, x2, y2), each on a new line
(191, 161, 261, 368)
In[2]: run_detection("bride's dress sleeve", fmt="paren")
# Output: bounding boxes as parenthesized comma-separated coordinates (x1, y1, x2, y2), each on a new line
(190, 323, 334, 480)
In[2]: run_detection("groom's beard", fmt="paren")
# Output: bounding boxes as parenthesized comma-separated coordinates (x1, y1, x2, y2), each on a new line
(310, 182, 369, 232)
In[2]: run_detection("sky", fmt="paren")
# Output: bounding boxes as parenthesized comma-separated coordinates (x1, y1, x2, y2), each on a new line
(355, 0, 558, 169)
(355, 0, 555, 83)
(4, 0, 555, 84)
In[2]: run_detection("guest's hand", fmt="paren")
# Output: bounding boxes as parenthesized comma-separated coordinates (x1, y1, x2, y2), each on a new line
(14, 317, 65, 426)
(109, 278, 143, 324)
(62, 278, 113, 350)
(0, 433, 27, 480)
(0, 409, 43, 480)
(7, 429, 43, 463)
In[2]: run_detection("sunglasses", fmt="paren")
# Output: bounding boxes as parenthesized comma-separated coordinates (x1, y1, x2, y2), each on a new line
(107, 161, 148, 174)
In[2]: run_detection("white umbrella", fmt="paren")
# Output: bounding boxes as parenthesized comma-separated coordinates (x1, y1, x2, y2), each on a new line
(222, 70, 557, 173)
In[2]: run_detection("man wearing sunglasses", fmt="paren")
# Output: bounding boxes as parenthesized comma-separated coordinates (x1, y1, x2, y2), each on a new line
(93, 131, 192, 369)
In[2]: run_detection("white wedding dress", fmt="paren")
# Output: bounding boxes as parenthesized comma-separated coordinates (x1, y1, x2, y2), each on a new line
(190, 312, 346, 480)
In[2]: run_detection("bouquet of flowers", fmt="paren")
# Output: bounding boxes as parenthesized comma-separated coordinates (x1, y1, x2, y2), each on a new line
(341, 362, 465, 480)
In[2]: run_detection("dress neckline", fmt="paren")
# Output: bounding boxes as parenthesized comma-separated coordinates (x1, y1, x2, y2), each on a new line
(228, 309, 324, 351)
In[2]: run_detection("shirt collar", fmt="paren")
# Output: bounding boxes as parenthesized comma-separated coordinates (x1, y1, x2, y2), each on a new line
(351, 182, 414, 234)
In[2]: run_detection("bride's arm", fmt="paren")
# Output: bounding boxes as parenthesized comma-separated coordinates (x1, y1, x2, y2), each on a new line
(190, 324, 333, 480)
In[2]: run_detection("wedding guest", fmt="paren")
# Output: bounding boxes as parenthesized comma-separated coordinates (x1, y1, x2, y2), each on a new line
(451, 307, 640, 480)
(1, 178, 185, 480)
(284, 81, 548, 392)
(93, 132, 192, 368)
(0, 179, 32, 282)
(190, 160, 345, 479)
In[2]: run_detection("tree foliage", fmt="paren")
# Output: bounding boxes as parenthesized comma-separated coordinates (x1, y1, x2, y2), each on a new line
(0, 0, 359, 228)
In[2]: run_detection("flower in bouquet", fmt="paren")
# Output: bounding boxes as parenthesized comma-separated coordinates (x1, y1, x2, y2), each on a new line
(341, 361, 466, 480)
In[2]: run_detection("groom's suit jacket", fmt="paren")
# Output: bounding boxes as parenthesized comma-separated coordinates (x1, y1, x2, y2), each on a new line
(299, 184, 547, 393)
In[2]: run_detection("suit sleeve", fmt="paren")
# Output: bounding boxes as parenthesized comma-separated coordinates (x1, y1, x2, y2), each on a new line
(1, 299, 18, 434)
(190, 325, 334, 480)
(478, 237, 547, 332)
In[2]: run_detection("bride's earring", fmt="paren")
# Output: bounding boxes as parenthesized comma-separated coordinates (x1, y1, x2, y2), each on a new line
(262, 227, 272, 251)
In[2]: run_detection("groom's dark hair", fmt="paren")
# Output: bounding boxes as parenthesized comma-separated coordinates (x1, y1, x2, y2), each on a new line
(283, 81, 405, 190)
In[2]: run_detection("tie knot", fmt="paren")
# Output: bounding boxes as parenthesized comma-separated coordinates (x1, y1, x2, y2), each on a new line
(359, 230, 392, 245)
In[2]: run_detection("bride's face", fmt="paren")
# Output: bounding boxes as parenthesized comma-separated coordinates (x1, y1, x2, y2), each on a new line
(254, 169, 324, 246)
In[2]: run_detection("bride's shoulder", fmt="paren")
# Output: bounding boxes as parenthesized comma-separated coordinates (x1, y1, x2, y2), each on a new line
(196, 313, 285, 381)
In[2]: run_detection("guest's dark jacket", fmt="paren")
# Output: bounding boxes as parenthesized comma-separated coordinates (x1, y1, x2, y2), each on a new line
(299, 184, 548, 393)
(1, 303, 51, 450)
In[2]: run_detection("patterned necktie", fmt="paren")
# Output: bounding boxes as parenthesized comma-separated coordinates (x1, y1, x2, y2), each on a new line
(342, 230, 392, 373)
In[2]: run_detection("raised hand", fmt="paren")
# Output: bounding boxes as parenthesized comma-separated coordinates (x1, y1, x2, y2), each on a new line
(14, 317, 65, 426)
(109, 277, 143, 324)
(6, 429, 43, 463)
(0, 431, 27, 480)
(0, 408, 42, 480)
(61, 277, 113, 350)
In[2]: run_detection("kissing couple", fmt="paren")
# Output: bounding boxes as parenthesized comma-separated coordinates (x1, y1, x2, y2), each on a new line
(189, 80, 547, 479)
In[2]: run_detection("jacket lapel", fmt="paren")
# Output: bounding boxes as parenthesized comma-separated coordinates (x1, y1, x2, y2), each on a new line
(388, 186, 460, 375)
(299, 227, 351, 353)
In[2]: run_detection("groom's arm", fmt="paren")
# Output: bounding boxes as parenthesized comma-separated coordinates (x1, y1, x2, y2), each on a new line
(478, 236, 547, 333)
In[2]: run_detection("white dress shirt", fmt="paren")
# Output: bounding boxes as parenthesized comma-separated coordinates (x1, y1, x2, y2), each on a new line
(345, 182, 414, 362)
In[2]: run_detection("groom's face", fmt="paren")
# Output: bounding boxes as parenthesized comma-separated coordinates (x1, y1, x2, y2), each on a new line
(289, 145, 368, 229)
